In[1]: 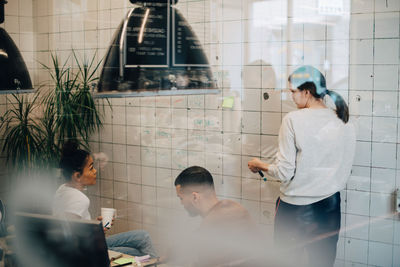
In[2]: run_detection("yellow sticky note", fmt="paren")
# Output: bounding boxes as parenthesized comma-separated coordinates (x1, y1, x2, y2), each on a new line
(222, 96, 234, 108)
(113, 258, 136, 265)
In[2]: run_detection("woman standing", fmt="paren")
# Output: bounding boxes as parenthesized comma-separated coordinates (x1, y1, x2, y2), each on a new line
(53, 141, 157, 257)
(248, 66, 355, 267)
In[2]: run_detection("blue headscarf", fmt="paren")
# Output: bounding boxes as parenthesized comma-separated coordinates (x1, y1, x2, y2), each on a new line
(289, 66, 327, 96)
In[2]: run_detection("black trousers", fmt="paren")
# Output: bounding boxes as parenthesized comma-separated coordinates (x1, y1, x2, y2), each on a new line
(274, 192, 341, 267)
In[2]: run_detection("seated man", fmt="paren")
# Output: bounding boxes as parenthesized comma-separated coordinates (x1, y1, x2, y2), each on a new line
(173, 166, 265, 267)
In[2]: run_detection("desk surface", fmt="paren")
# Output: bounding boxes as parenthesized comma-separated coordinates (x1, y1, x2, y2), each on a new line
(110, 254, 158, 267)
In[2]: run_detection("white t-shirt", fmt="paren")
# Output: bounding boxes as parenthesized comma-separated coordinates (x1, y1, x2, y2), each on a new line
(52, 184, 91, 220)
(267, 108, 356, 205)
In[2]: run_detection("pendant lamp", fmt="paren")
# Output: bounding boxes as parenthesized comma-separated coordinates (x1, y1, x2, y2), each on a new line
(0, 0, 33, 92)
(97, 0, 217, 96)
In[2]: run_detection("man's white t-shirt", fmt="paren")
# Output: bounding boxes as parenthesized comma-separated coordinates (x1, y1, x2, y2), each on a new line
(53, 184, 91, 220)
(267, 108, 356, 205)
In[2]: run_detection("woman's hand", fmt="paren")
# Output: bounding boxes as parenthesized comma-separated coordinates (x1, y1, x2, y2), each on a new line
(97, 215, 114, 232)
(248, 158, 268, 173)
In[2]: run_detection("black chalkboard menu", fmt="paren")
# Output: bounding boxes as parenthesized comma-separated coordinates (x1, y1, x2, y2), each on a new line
(97, 2, 217, 93)
(173, 9, 208, 66)
(125, 2, 169, 67)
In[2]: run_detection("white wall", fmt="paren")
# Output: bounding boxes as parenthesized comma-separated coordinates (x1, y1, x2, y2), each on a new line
(1, 0, 399, 266)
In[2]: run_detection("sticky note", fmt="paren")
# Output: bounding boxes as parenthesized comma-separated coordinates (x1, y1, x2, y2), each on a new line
(113, 258, 136, 265)
(222, 96, 234, 108)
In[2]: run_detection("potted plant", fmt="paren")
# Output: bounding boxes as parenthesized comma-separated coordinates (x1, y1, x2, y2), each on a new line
(0, 51, 106, 173)
(0, 93, 43, 173)
(41, 52, 104, 150)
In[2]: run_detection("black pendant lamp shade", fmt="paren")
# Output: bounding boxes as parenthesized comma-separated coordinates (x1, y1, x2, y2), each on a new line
(0, 0, 5, 24)
(0, 0, 33, 91)
(129, 0, 179, 4)
(98, 1, 216, 94)
(0, 4, 4, 24)
(0, 28, 33, 91)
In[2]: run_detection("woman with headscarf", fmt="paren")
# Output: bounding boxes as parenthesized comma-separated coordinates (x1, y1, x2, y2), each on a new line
(248, 66, 355, 267)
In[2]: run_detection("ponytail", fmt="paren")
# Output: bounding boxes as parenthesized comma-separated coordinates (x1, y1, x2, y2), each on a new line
(326, 90, 349, 123)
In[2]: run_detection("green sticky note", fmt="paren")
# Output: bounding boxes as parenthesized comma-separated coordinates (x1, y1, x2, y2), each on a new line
(113, 258, 136, 265)
(222, 96, 234, 108)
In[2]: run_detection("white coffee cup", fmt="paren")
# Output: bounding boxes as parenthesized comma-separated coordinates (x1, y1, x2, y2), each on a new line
(101, 207, 116, 229)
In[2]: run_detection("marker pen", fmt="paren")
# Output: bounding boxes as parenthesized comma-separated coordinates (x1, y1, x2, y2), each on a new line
(113, 261, 134, 267)
(258, 171, 267, 181)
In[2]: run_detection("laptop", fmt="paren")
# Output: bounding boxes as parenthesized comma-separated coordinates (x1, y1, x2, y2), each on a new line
(14, 212, 111, 267)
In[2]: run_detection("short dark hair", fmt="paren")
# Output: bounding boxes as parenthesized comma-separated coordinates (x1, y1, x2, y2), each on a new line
(174, 166, 214, 189)
(59, 141, 90, 180)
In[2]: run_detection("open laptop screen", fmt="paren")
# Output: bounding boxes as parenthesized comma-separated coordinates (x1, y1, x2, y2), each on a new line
(14, 212, 110, 267)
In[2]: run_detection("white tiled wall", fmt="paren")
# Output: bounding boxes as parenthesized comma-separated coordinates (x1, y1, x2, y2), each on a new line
(343, 1, 400, 266)
(1, 0, 399, 265)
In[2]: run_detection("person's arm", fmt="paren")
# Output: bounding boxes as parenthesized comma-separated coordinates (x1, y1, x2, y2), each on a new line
(96, 216, 114, 232)
(248, 115, 296, 182)
(267, 114, 296, 182)
(248, 158, 269, 173)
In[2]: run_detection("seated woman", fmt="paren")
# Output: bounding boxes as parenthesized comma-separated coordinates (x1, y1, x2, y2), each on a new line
(52, 141, 157, 257)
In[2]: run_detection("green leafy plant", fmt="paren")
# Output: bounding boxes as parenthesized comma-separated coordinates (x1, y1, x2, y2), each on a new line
(41, 52, 104, 148)
(73, 51, 104, 142)
(38, 98, 58, 169)
(0, 94, 43, 171)
(0, 51, 106, 172)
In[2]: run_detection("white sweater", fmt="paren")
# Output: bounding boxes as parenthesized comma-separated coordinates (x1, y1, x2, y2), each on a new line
(267, 108, 356, 205)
